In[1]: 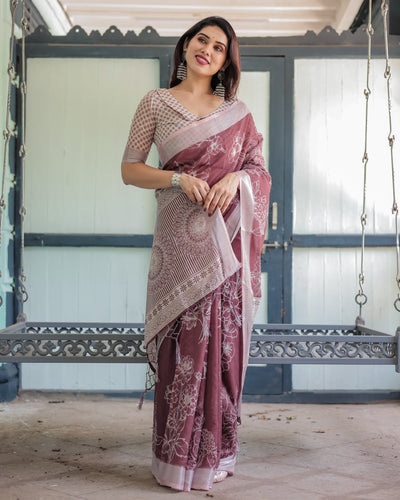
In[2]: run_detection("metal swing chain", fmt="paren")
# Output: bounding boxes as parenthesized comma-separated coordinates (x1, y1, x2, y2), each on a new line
(381, 0, 400, 312)
(16, 0, 29, 318)
(355, 0, 374, 320)
(0, 0, 19, 308)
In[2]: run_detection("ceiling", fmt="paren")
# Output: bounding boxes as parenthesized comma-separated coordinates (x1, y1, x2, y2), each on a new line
(33, 0, 365, 37)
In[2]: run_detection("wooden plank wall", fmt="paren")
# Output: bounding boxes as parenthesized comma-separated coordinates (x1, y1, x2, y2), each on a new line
(292, 59, 400, 391)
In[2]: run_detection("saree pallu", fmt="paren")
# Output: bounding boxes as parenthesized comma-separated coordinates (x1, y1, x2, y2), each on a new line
(145, 100, 271, 491)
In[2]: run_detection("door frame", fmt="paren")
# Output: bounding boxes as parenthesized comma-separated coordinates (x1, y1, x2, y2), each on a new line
(241, 56, 293, 395)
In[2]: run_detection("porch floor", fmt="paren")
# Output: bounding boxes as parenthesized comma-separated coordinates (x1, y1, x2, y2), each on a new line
(1, 392, 400, 499)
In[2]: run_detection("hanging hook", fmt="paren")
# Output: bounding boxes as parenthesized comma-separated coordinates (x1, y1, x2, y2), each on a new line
(0, 0, 20, 309)
(16, 273, 28, 304)
(380, 0, 400, 312)
(354, 0, 374, 323)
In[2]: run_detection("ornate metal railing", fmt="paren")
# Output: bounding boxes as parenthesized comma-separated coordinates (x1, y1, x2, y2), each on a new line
(0, 322, 398, 371)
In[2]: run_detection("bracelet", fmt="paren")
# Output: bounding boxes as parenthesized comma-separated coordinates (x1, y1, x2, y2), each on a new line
(171, 172, 182, 187)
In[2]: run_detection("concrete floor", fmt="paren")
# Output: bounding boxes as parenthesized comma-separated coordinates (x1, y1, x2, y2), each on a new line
(1, 392, 400, 499)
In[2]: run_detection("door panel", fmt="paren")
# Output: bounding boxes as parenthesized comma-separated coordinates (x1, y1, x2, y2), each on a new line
(239, 57, 287, 396)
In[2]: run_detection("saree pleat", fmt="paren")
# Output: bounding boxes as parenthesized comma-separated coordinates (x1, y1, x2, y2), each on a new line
(152, 268, 242, 492)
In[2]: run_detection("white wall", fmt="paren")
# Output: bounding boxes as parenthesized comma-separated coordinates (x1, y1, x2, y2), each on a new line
(25, 58, 159, 235)
(294, 59, 400, 235)
(293, 58, 400, 391)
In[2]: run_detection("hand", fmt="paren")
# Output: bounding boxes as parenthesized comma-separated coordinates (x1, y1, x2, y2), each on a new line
(179, 173, 211, 206)
(203, 173, 240, 215)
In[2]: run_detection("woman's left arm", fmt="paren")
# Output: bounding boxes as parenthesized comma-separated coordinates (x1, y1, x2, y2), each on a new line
(203, 172, 240, 215)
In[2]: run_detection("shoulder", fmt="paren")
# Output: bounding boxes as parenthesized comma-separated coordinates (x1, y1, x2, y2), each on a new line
(222, 97, 251, 116)
(139, 88, 174, 110)
(235, 99, 257, 128)
(223, 98, 253, 124)
(233, 98, 251, 114)
(138, 88, 159, 107)
(133, 89, 167, 120)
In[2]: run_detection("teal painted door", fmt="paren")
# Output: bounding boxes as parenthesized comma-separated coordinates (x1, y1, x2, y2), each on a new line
(239, 57, 290, 396)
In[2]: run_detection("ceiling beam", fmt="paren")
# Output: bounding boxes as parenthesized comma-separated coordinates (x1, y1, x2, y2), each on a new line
(334, 0, 364, 33)
(62, 0, 338, 8)
(32, 0, 72, 34)
(39, 0, 364, 37)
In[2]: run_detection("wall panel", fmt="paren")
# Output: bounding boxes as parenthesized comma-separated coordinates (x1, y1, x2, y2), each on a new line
(294, 59, 400, 235)
(292, 57, 400, 392)
(21, 57, 160, 391)
(21, 246, 151, 390)
(25, 58, 159, 235)
(292, 247, 400, 390)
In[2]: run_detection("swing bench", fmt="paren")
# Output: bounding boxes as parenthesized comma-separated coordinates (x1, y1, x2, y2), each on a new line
(0, 0, 399, 374)
(0, 321, 398, 371)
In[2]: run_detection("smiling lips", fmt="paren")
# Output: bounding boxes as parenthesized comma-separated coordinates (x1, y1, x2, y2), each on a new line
(195, 55, 209, 65)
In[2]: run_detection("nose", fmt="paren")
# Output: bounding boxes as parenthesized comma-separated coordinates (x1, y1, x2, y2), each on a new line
(201, 43, 210, 56)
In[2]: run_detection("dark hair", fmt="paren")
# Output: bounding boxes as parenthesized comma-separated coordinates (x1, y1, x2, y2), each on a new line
(169, 16, 241, 100)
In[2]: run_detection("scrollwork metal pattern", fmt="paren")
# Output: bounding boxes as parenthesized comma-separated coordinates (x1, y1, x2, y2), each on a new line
(0, 338, 146, 360)
(0, 323, 146, 362)
(252, 326, 358, 336)
(0, 322, 397, 364)
(249, 340, 396, 361)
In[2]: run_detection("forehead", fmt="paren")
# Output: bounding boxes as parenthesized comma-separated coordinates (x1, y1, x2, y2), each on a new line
(195, 25, 228, 45)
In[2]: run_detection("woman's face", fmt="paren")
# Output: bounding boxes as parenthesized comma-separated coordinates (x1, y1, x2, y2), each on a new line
(184, 25, 228, 80)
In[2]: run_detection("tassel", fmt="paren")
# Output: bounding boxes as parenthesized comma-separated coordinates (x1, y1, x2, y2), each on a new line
(137, 390, 146, 410)
(137, 365, 155, 410)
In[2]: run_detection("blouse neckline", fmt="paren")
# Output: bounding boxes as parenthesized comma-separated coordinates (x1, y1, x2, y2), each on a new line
(159, 88, 229, 120)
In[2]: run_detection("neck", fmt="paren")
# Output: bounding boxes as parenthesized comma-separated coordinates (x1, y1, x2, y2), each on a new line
(178, 71, 214, 96)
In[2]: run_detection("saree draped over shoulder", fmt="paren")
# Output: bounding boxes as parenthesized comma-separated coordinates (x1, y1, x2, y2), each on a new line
(122, 89, 271, 492)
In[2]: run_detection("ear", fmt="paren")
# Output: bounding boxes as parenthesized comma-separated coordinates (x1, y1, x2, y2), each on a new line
(183, 38, 189, 50)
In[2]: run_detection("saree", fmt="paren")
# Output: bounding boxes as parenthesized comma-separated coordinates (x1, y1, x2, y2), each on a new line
(141, 97, 271, 491)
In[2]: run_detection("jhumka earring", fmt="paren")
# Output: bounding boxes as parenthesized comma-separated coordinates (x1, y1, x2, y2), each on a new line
(177, 51, 187, 80)
(213, 70, 225, 99)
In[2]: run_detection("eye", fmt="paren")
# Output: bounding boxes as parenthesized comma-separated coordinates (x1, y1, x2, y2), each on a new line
(215, 45, 223, 52)
(198, 36, 206, 44)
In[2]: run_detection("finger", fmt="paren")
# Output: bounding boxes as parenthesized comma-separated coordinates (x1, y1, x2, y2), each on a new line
(193, 187, 204, 205)
(196, 182, 209, 199)
(201, 188, 210, 201)
(184, 188, 197, 204)
(220, 195, 232, 214)
(204, 190, 218, 212)
(208, 193, 222, 215)
(216, 194, 230, 214)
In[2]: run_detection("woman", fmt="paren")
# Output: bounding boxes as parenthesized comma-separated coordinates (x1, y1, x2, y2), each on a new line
(121, 16, 271, 492)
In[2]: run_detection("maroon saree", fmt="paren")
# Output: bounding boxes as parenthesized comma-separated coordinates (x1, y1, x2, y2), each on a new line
(144, 100, 271, 491)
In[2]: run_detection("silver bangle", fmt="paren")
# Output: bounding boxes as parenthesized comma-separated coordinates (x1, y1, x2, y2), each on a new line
(171, 172, 182, 187)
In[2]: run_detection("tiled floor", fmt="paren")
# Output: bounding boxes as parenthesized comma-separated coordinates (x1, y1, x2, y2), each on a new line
(1, 392, 400, 499)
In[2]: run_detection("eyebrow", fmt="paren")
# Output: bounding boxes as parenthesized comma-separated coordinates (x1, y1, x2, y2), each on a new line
(198, 32, 226, 48)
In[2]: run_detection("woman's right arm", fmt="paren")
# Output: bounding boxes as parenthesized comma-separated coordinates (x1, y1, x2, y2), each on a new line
(122, 92, 209, 203)
(121, 161, 175, 189)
